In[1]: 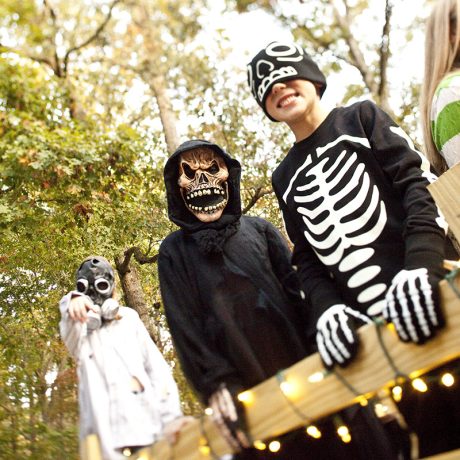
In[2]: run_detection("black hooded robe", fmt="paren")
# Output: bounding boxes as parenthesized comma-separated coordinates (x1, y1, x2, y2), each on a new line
(158, 139, 405, 460)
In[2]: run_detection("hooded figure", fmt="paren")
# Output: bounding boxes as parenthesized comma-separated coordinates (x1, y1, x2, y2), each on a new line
(159, 139, 309, 395)
(158, 140, 404, 460)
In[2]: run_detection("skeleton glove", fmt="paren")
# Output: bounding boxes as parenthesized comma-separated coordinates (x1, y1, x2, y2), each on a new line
(208, 383, 251, 452)
(383, 268, 444, 344)
(316, 304, 372, 369)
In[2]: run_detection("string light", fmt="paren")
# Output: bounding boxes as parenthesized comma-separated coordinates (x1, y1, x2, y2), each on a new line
(237, 390, 254, 405)
(441, 372, 455, 387)
(392, 385, 403, 402)
(412, 378, 428, 393)
(373, 403, 389, 418)
(253, 440, 266, 450)
(308, 371, 326, 383)
(199, 436, 210, 456)
(268, 440, 281, 452)
(122, 447, 132, 457)
(279, 380, 298, 398)
(199, 444, 211, 456)
(306, 425, 322, 439)
(204, 407, 213, 416)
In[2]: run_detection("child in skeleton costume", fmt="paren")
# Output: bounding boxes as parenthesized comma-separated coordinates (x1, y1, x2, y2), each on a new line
(158, 139, 405, 460)
(248, 41, 458, 457)
(59, 256, 187, 460)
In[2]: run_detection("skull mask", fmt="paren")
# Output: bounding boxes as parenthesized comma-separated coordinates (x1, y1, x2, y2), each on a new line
(75, 256, 115, 307)
(178, 147, 229, 223)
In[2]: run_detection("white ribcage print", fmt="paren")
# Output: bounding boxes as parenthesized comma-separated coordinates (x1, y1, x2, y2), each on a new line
(293, 148, 388, 315)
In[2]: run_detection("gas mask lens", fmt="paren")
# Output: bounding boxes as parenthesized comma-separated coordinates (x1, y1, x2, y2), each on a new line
(95, 278, 111, 295)
(76, 278, 89, 293)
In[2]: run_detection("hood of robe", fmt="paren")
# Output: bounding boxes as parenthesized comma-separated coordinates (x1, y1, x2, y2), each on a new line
(163, 139, 242, 233)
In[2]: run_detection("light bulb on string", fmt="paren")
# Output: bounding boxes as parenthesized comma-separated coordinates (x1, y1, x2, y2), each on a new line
(253, 440, 266, 450)
(306, 425, 322, 439)
(199, 436, 211, 456)
(268, 440, 281, 453)
(337, 425, 349, 437)
(199, 445, 211, 456)
(308, 371, 325, 383)
(412, 377, 428, 393)
(204, 407, 213, 416)
(441, 372, 455, 387)
(237, 390, 254, 405)
(280, 380, 297, 398)
(392, 385, 403, 402)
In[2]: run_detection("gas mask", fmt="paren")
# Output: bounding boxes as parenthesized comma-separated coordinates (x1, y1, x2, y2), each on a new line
(178, 147, 229, 223)
(75, 256, 119, 330)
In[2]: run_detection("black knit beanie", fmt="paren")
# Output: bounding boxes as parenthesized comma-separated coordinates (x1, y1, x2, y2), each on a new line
(247, 41, 327, 121)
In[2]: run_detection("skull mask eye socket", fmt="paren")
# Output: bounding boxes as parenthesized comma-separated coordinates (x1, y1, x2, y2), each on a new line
(181, 162, 195, 180)
(207, 161, 219, 175)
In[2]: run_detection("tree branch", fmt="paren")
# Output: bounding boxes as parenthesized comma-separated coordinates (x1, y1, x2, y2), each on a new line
(331, 1, 379, 95)
(242, 187, 273, 214)
(116, 246, 158, 275)
(63, 0, 122, 75)
(0, 45, 56, 72)
(378, 0, 392, 100)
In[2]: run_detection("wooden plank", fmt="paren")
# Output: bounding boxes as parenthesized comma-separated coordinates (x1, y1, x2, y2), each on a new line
(128, 273, 460, 460)
(81, 434, 103, 460)
(422, 448, 460, 460)
(428, 163, 460, 242)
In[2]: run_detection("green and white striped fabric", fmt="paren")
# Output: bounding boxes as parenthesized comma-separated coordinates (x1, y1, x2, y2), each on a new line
(431, 71, 460, 168)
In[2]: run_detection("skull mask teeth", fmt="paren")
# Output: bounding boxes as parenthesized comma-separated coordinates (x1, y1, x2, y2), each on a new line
(178, 147, 229, 223)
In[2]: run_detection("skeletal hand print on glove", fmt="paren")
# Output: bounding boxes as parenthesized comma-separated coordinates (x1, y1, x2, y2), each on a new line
(383, 268, 443, 343)
(316, 304, 372, 369)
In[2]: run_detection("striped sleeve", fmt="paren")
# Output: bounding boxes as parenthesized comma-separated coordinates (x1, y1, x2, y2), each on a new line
(431, 72, 460, 168)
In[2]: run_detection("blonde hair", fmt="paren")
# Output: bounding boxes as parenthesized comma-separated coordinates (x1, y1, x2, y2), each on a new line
(421, 0, 460, 174)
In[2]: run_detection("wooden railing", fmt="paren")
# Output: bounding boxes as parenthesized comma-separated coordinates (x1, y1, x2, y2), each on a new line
(81, 271, 460, 460)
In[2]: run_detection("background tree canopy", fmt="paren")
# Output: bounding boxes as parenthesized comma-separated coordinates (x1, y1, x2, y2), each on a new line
(0, 0, 433, 457)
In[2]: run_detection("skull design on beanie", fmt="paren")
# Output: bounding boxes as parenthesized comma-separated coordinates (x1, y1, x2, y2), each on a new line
(247, 41, 327, 121)
(178, 147, 229, 223)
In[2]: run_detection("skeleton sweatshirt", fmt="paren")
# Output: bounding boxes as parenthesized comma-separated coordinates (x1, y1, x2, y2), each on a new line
(272, 100, 447, 342)
(158, 140, 309, 402)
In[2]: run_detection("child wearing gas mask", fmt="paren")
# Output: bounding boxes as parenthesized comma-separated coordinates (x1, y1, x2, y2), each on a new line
(59, 256, 189, 460)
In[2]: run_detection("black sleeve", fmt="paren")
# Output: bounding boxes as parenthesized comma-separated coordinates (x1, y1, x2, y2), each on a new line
(158, 243, 241, 403)
(263, 219, 303, 299)
(272, 180, 344, 338)
(359, 101, 447, 271)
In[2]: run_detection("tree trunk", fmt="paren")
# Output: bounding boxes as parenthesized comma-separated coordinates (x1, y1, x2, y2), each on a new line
(149, 73, 181, 154)
(115, 255, 161, 346)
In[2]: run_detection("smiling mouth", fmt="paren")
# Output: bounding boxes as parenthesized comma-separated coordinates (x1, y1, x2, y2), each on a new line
(277, 93, 298, 108)
(182, 185, 228, 214)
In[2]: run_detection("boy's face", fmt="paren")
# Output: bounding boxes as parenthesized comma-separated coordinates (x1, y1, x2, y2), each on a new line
(265, 79, 320, 124)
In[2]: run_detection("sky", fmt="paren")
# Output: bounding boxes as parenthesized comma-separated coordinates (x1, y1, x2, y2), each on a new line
(196, 0, 431, 112)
